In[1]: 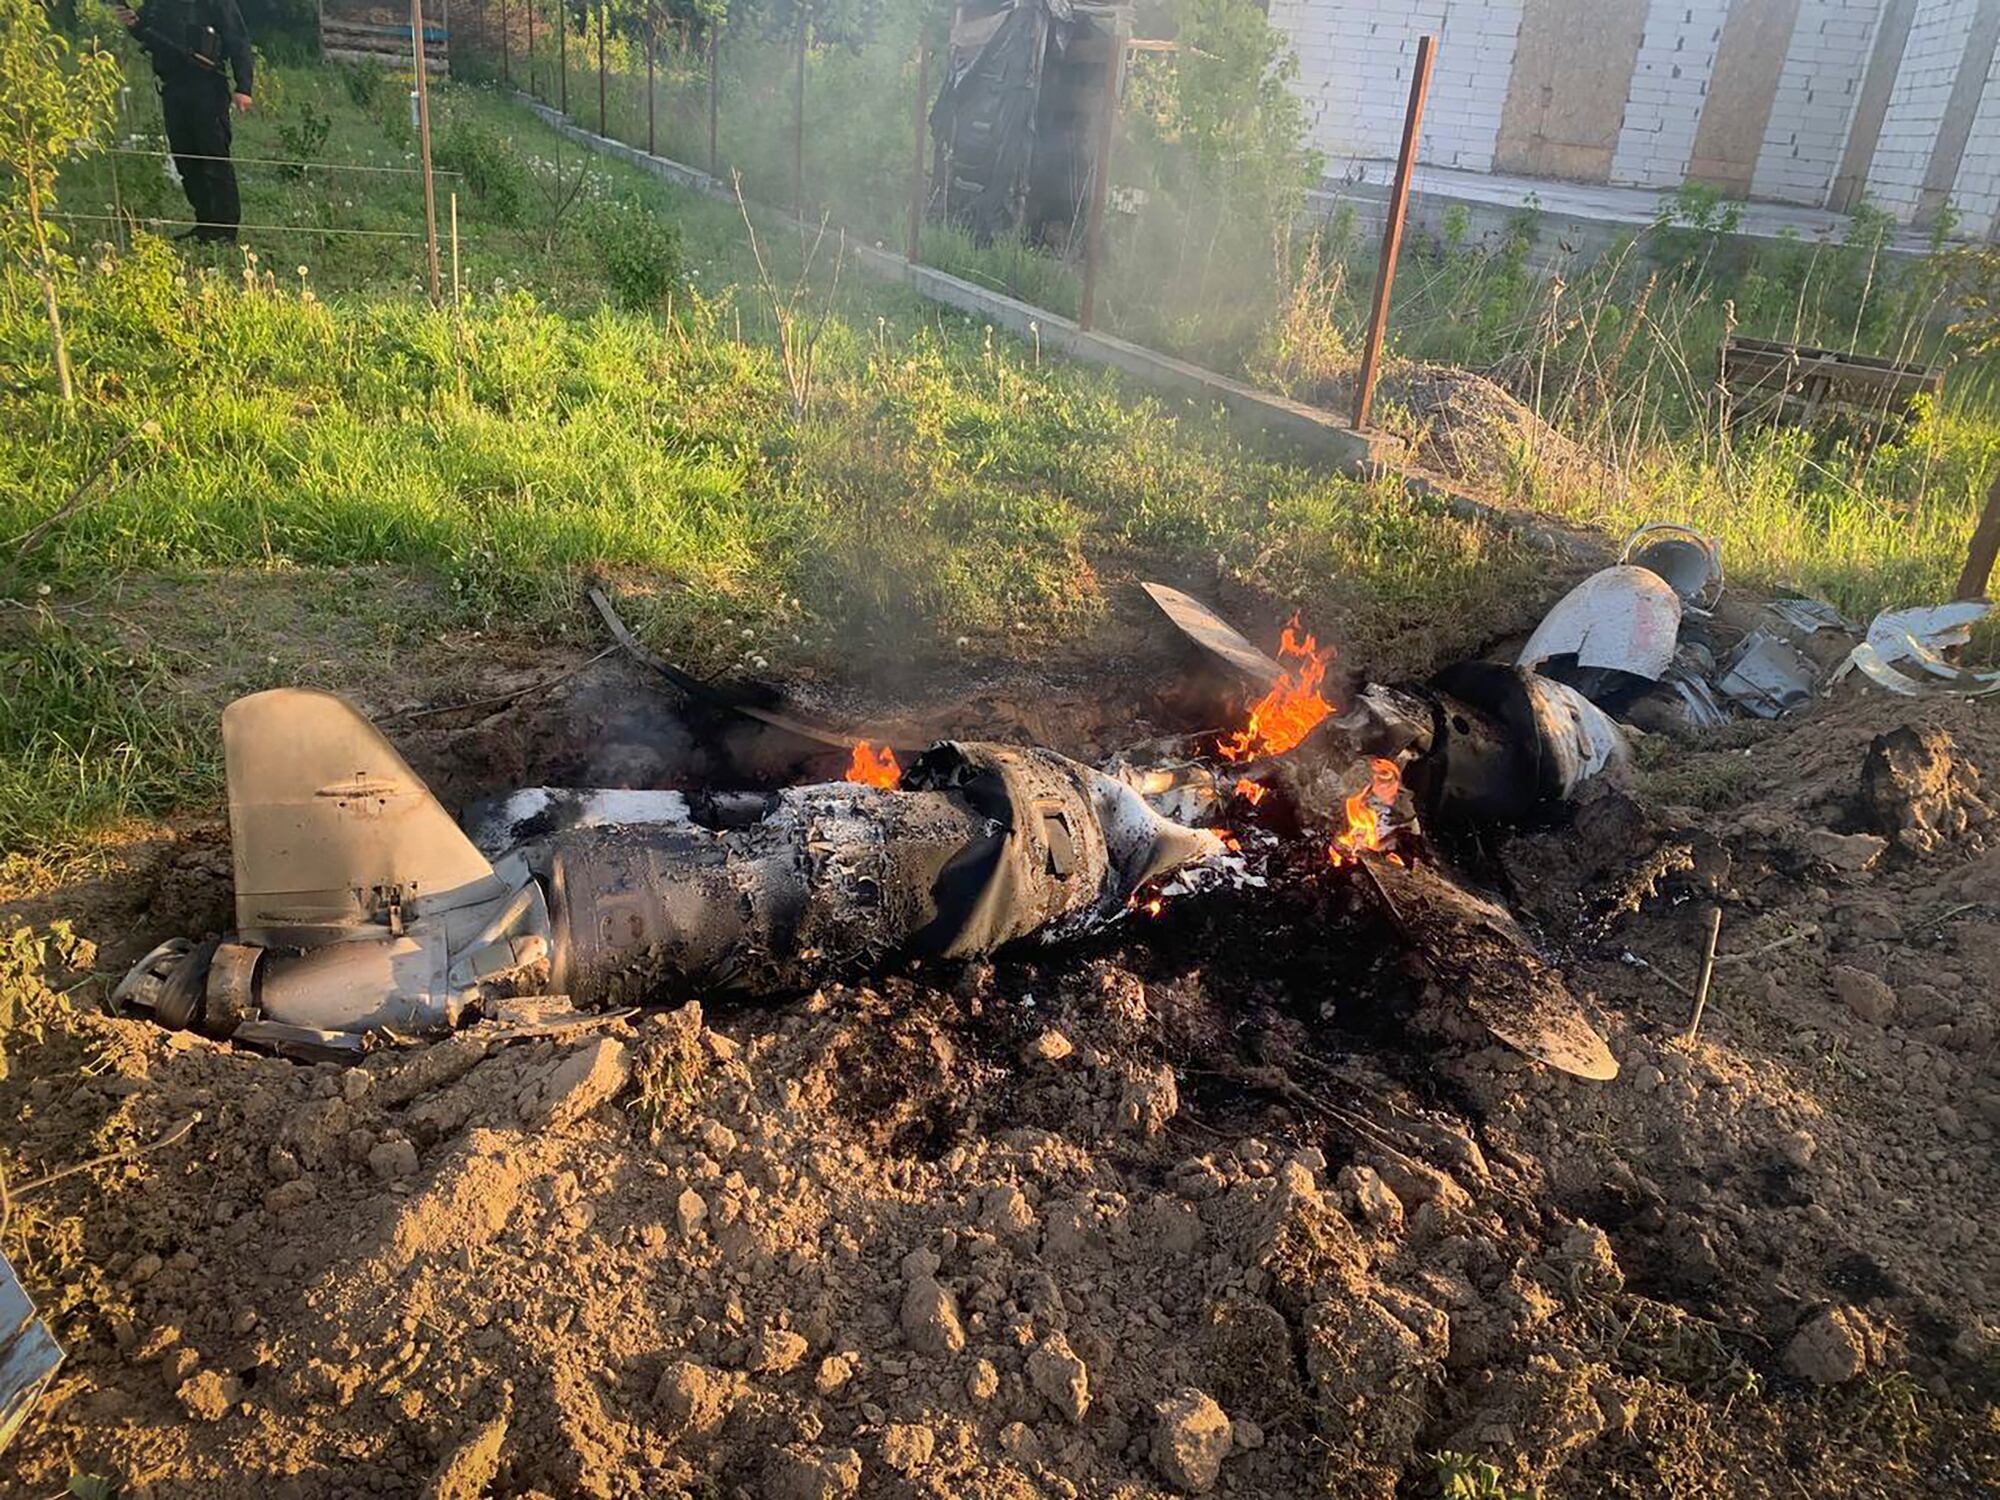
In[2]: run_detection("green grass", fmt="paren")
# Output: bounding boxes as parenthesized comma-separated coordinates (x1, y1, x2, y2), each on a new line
(2, 65, 1547, 857)
(472, 11, 2000, 626)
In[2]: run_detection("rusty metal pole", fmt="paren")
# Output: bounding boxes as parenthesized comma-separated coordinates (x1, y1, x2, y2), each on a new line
(559, 0, 568, 113)
(1956, 468, 2000, 600)
(597, 0, 607, 134)
(906, 28, 929, 265)
(793, 5, 807, 220)
(526, 0, 536, 97)
(1077, 15, 1123, 332)
(707, 22, 720, 177)
(646, 12, 656, 155)
(1352, 33, 1434, 432)
(501, 0, 510, 83)
(411, 0, 442, 303)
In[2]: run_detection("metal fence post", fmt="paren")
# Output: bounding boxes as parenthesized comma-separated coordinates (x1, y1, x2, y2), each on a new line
(1077, 14, 1122, 332)
(646, 12, 656, 155)
(559, 0, 568, 114)
(411, 0, 442, 303)
(707, 21, 720, 178)
(1352, 33, 1434, 432)
(793, 4, 807, 219)
(906, 28, 929, 265)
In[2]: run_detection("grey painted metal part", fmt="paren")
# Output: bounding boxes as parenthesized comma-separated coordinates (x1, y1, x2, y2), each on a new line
(1863, 601, 1989, 670)
(0, 1250, 62, 1456)
(1522, 674, 1631, 794)
(1765, 597, 1854, 635)
(1424, 662, 1631, 822)
(1140, 582, 1285, 686)
(223, 689, 513, 946)
(1620, 522, 1723, 608)
(1663, 646, 1734, 729)
(119, 694, 1224, 1050)
(1827, 601, 2000, 697)
(1715, 630, 1818, 718)
(1836, 638, 2000, 698)
(1518, 565, 1683, 682)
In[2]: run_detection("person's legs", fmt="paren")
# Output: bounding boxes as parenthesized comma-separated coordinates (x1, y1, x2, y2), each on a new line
(201, 103, 239, 241)
(161, 83, 237, 242)
(159, 86, 211, 233)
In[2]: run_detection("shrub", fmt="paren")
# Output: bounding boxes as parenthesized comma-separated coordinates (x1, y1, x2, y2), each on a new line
(583, 198, 684, 309)
(341, 60, 387, 111)
(434, 115, 530, 225)
(275, 99, 330, 178)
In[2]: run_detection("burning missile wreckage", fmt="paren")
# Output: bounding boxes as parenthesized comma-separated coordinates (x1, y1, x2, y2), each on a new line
(24, 554, 2000, 1494)
(122, 520, 2000, 1090)
(113, 580, 1647, 1085)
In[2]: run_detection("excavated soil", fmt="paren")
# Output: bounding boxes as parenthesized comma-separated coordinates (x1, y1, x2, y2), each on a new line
(3, 629, 1999, 1500)
(1286, 362, 1610, 500)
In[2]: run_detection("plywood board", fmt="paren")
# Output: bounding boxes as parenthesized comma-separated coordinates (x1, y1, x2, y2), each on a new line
(1494, 0, 1647, 182)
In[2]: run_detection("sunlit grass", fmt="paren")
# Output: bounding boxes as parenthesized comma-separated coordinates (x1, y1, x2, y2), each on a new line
(4, 70, 1548, 852)
(19, 58, 1998, 862)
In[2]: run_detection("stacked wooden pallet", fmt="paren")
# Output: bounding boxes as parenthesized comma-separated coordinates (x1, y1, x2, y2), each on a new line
(320, 2, 449, 72)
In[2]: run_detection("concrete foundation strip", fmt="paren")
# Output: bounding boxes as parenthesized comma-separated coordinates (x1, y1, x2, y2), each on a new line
(513, 94, 1610, 567)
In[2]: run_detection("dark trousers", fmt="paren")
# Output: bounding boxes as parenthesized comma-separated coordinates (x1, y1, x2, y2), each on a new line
(161, 82, 239, 240)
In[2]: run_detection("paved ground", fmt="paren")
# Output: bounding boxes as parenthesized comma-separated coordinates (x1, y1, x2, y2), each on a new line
(1313, 159, 1947, 257)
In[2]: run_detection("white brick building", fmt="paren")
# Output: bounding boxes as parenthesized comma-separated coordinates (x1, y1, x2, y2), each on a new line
(1267, 0, 2000, 238)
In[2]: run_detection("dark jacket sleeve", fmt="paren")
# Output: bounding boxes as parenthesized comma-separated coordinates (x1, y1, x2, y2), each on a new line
(126, 3, 178, 69)
(220, 0, 253, 96)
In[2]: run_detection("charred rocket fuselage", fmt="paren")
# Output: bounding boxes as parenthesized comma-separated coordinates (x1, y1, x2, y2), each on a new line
(116, 691, 1223, 1055)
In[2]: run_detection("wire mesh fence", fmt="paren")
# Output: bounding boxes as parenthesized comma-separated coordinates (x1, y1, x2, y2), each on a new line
(60, 29, 471, 296)
(445, 0, 1352, 390)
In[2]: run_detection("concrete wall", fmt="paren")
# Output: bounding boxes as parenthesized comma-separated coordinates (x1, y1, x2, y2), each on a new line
(1753, 0, 1884, 204)
(1424, 1, 1526, 173)
(1268, 0, 1525, 173)
(1273, 0, 2000, 233)
(1948, 30, 2000, 231)
(1609, 0, 1734, 188)
(1867, 0, 1982, 217)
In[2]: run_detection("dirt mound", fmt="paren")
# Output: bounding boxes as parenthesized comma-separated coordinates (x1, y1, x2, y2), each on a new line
(4, 676, 2000, 1498)
(1286, 360, 1608, 495)
(1383, 364, 1607, 494)
(0, 968, 1733, 1500)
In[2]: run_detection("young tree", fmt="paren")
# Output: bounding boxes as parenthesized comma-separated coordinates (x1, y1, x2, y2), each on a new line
(0, 0, 120, 403)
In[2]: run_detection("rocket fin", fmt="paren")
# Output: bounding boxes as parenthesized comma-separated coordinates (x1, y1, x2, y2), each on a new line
(222, 688, 507, 944)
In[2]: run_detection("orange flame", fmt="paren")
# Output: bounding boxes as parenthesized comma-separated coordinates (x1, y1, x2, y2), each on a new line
(845, 741, 901, 788)
(1217, 620, 1334, 763)
(1234, 778, 1268, 806)
(1331, 757, 1402, 864)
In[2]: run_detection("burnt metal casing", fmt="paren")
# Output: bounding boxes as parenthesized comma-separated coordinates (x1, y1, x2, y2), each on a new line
(1413, 663, 1629, 825)
(121, 702, 1223, 1049)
